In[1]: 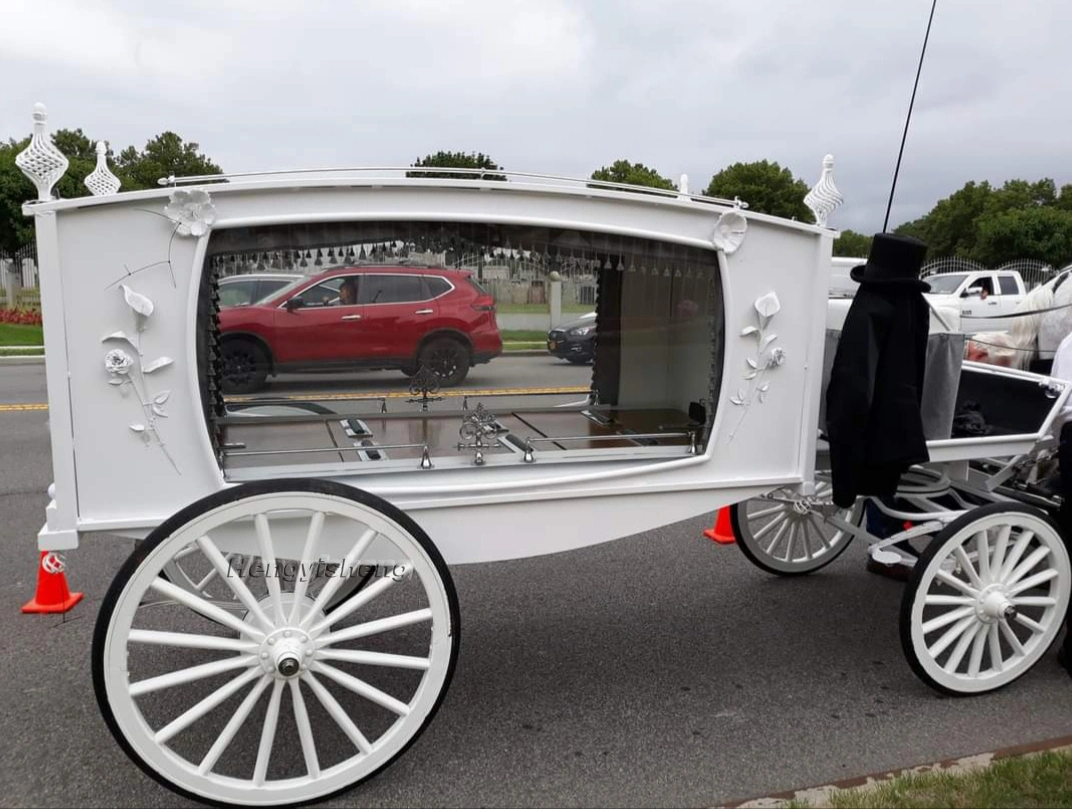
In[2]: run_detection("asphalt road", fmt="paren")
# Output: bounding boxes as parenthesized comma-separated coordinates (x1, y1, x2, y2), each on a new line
(1, 358, 1071, 808)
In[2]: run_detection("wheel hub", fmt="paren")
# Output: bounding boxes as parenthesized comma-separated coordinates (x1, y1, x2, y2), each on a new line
(975, 583, 1016, 624)
(258, 628, 312, 678)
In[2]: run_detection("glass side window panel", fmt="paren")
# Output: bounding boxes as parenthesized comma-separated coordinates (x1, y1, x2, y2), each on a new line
(999, 275, 1019, 295)
(425, 277, 452, 298)
(290, 276, 360, 308)
(196, 219, 724, 477)
(219, 280, 256, 307)
(360, 275, 426, 304)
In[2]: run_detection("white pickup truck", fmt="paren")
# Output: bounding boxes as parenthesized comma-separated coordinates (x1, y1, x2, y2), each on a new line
(827, 259, 1025, 334)
(922, 269, 1026, 332)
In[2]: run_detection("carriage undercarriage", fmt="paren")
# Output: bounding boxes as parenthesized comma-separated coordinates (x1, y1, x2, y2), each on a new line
(731, 437, 1071, 697)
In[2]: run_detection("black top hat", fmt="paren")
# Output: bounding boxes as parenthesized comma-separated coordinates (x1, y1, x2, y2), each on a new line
(850, 233, 930, 291)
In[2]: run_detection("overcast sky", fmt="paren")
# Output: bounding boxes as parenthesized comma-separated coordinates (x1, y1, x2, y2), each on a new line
(3, 0, 1070, 234)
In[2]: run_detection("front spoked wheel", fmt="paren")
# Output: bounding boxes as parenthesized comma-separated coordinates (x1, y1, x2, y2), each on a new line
(93, 479, 459, 808)
(731, 480, 864, 575)
(900, 502, 1070, 695)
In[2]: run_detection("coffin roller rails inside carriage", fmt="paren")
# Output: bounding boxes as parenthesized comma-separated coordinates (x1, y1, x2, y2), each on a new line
(824, 233, 931, 509)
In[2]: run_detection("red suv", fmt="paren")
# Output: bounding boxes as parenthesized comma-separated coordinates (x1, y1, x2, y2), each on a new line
(217, 266, 502, 393)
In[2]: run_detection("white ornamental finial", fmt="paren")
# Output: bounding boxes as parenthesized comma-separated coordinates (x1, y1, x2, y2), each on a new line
(678, 173, 689, 197)
(15, 103, 70, 202)
(804, 153, 843, 228)
(85, 141, 121, 196)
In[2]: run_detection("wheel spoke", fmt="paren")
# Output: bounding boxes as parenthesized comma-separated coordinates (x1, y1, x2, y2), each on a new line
(128, 629, 257, 653)
(254, 514, 286, 628)
(289, 679, 320, 779)
(976, 530, 991, 584)
(944, 622, 982, 674)
(253, 680, 284, 786)
(928, 614, 978, 659)
(1012, 612, 1046, 636)
(193, 565, 221, 594)
(317, 649, 431, 670)
(1008, 568, 1059, 598)
(1006, 547, 1052, 588)
(990, 524, 1011, 578)
(309, 563, 412, 635)
(988, 624, 1004, 673)
(923, 594, 974, 607)
(954, 545, 983, 589)
(150, 576, 266, 641)
(198, 675, 271, 775)
(130, 654, 257, 698)
(155, 668, 264, 744)
(935, 569, 980, 598)
(807, 515, 832, 551)
(967, 623, 988, 677)
(196, 535, 274, 633)
(311, 662, 411, 716)
(922, 606, 975, 635)
(753, 512, 786, 545)
(783, 523, 797, 562)
(764, 519, 789, 556)
(998, 530, 1035, 581)
(316, 608, 434, 648)
(303, 672, 373, 755)
(748, 504, 786, 521)
(999, 619, 1026, 657)
(301, 528, 378, 631)
(1010, 595, 1058, 607)
(289, 511, 324, 625)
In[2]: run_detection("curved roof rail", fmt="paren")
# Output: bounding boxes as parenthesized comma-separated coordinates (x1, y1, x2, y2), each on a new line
(156, 165, 742, 208)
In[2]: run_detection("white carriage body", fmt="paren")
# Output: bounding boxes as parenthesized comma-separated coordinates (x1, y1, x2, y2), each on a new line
(27, 167, 840, 563)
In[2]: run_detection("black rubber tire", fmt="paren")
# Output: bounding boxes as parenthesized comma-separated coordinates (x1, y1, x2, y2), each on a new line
(400, 362, 418, 377)
(221, 338, 269, 394)
(731, 495, 864, 577)
(898, 500, 1065, 697)
(418, 337, 470, 387)
(91, 477, 461, 809)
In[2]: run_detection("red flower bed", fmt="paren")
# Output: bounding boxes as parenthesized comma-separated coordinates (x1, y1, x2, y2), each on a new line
(0, 308, 43, 326)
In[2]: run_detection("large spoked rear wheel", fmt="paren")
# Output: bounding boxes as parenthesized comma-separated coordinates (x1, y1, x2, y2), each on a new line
(731, 481, 864, 576)
(900, 502, 1070, 696)
(92, 479, 459, 808)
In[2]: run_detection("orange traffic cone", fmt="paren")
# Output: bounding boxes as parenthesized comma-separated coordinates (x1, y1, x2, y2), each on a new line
(21, 551, 84, 614)
(703, 507, 736, 544)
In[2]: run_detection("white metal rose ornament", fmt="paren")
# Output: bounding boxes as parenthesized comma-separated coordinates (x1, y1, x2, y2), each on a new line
(101, 283, 177, 472)
(711, 210, 747, 255)
(163, 189, 216, 237)
(728, 291, 787, 441)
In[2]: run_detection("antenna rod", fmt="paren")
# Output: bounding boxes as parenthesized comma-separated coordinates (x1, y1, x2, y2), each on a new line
(883, 0, 938, 233)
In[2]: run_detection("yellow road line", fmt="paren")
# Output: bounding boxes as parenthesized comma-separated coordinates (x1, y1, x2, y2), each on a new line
(0, 386, 590, 413)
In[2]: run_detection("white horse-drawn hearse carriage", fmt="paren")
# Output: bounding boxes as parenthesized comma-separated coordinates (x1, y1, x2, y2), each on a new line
(15, 104, 1071, 807)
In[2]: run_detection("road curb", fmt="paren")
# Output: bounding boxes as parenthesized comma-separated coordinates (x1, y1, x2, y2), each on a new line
(720, 734, 1072, 808)
(0, 355, 45, 365)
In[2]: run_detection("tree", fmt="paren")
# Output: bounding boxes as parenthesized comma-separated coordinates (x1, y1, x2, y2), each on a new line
(894, 180, 992, 257)
(0, 128, 224, 254)
(972, 207, 1072, 268)
(407, 151, 505, 181)
(589, 160, 675, 191)
(113, 131, 223, 189)
(704, 160, 814, 222)
(833, 229, 872, 258)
